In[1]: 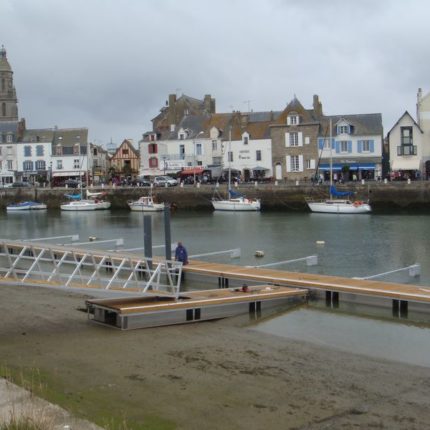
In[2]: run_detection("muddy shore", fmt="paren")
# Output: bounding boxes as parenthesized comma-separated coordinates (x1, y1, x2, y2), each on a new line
(1, 284, 430, 430)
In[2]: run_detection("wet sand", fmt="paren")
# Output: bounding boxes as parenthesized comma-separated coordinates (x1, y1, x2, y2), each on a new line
(1, 283, 430, 429)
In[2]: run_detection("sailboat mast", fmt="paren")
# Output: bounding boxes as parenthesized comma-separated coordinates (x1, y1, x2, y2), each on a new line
(228, 127, 232, 191)
(329, 118, 333, 197)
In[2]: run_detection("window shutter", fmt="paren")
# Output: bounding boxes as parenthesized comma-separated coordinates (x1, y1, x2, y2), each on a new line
(348, 141, 352, 153)
(298, 155, 304, 172)
(298, 132, 303, 147)
(331, 138, 335, 149)
(310, 159, 316, 169)
(318, 138, 324, 150)
(286, 155, 291, 172)
(335, 141, 340, 154)
(305, 136, 310, 145)
(357, 140, 362, 153)
(285, 133, 290, 147)
(287, 116, 291, 126)
(369, 140, 374, 153)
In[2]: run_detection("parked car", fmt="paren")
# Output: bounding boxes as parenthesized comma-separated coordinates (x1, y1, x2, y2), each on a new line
(11, 181, 31, 188)
(153, 176, 178, 187)
(132, 178, 151, 187)
(64, 179, 86, 188)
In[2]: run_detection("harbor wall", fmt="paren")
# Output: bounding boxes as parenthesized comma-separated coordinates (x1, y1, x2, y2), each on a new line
(1, 182, 430, 212)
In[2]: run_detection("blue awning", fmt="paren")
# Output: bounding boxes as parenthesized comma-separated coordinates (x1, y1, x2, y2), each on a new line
(319, 163, 375, 171)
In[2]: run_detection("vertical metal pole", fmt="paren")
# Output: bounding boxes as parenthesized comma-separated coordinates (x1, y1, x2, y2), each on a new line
(144, 215, 152, 270)
(164, 205, 172, 261)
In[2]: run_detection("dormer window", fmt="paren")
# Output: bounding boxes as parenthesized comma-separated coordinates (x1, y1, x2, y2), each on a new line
(243, 136, 249, 145)
(287, 114, 300, 126)
(179, 133, 185, 140)
(337, 123, 351, 135)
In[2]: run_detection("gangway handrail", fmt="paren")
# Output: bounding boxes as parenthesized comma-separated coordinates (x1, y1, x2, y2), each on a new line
(250, 255, 318, 268)
(355, 263, 420, 280)
(74, 238, 124, 247)
(189, 248, 241, 259)
(25, 235, 80, 242)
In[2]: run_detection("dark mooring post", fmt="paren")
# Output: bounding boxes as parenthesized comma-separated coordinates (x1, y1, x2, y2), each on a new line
(144, 215, 152, 270)
(164, 205, 172, 261)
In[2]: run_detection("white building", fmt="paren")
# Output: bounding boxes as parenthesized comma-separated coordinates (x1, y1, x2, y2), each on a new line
(222, 131, 273, 181)
(318, 115, 383, 180)
(387, 111, 424, 179)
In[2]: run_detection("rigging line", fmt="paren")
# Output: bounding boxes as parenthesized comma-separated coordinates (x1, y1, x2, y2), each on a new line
(308, 124, 330, 197)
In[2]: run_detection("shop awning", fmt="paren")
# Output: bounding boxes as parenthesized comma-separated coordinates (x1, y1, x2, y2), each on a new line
(53, 172, 84, 177)
(179, 167, 205, 176)
(319, 163, 375, 171)
(391, 159, 420, 171)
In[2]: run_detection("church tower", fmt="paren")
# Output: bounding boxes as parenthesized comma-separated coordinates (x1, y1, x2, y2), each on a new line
(0, 45, 19, 121)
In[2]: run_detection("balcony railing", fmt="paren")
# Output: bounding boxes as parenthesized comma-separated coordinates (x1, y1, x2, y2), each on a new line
(397, 145, 417, 156)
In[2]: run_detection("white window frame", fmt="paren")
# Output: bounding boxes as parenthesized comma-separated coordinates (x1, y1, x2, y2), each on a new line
(362, 140, 370, 152)
(289, 132, 299, 147)
(7, 160, 13, 170)
(306, 159, 316, 169)
(212, 140, 217, 150)
(73, 159, 80, 169)
(290, 155, 299, 172)
(57, 160, 63, 170)
(340, 140, 348, 152)
(228, 151, 233, 162)
(338, 125, 349, 134)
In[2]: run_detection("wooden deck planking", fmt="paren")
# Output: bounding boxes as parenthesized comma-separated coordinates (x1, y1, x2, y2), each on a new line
(184, 260, 430, 303)
(88, 286, 306, 314)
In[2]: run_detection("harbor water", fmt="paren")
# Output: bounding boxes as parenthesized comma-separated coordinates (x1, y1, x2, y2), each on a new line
(2, 209, 430, 366)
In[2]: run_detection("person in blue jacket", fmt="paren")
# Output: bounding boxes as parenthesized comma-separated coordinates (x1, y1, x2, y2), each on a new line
(175, 242, 188, 265)
(175, 241, 188, 281)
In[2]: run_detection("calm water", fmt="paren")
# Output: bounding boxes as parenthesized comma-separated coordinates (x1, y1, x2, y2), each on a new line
(2, 209, 430, 366)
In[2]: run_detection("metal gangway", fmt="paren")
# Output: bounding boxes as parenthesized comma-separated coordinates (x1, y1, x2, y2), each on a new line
(0, 239, 183, 298)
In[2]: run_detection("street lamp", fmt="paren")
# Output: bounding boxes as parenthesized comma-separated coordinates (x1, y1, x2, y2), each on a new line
(49, 161, 53, 188)
(193, 131, 204, 184)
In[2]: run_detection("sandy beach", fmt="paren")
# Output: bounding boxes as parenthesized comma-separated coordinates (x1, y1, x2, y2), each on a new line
(1, 283, 430, 429)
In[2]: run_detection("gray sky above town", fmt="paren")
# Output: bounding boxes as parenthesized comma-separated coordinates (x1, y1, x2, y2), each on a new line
(1, 0, 429, 147)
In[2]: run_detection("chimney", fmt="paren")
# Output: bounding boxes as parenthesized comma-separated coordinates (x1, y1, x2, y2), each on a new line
(204, 94, 211, 112)
(417, 88, 423, 125)
(313, 94, 323, 118)
(168, 94, 177, 129)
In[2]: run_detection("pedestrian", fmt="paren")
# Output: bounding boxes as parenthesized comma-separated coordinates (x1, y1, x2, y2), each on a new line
(175, 241, 188, 265)
(175, 241, 188, 282)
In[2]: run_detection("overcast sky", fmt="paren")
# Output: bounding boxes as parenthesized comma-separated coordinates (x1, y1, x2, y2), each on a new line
(1, 0, 429, 146)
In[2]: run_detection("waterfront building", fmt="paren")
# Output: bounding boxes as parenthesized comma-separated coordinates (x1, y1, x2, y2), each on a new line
(318, 113, 383, 181)
(142, 93, 383, 182)
(220, 110, 274, 181)
(109, 139, 140, 180)
(416, 88, 430, 178)
(387, 111, 423, 180)
(90, 143, 110, 184)
(270, 96, 321, 182)
(0, 45, 92, 186)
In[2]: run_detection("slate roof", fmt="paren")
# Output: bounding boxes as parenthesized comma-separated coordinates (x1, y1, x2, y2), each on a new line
(322, 113, 383, 136)
(0, 121, 19, 135)
(52, 128, 88, 147)
(22, 128, 55, 143)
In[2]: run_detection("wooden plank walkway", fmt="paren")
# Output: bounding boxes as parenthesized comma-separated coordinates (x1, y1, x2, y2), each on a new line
(88, 285, 306, 314)
(184, 259, 430, 304)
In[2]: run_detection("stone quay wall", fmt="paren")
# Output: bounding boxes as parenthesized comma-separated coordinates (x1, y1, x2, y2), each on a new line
(1, 182, 430, 212)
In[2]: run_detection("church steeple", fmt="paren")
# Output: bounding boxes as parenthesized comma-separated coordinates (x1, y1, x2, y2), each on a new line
(0, 45, 19, 121)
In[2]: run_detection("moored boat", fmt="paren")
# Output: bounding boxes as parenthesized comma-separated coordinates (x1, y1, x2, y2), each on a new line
(128, 195, 165, 212)
(212, 190, 261, 211)
(6, 201, 47, 211)
(60, 199, 111, 211)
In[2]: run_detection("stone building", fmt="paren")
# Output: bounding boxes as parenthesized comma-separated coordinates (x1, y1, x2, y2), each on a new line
(270, 95, 322, 181)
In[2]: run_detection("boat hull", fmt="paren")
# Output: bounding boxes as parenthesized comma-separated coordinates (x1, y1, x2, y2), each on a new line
(212, 198, 261, 211)
(6, 201, 47, 211)
(128, 203, 165, 212)
(60, 200, 111, 211)
(307, 200, 371, 214)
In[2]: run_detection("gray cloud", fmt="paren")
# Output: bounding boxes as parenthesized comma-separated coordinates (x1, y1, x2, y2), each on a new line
(1, 0, 429, 144)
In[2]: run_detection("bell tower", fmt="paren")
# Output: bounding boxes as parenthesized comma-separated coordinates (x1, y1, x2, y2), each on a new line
(0, 45, 19, 121)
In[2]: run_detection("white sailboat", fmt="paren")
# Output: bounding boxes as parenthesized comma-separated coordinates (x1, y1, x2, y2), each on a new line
(306, 119, 372, 214)
(128, 194, 165, 212)
(211, 128, 261, 212)
(60, 148, 110, 211)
